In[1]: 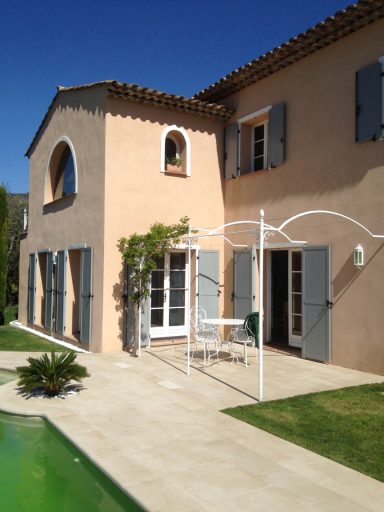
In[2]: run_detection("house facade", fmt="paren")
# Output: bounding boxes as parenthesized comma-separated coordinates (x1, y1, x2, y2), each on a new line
(19, 0, 384, 374)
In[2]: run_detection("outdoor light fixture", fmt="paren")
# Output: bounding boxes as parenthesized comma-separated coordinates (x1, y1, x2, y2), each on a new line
(353, 244, 364, 269)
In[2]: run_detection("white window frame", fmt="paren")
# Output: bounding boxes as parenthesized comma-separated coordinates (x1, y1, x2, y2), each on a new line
(160, 125, 191, 176)
(237, 105, 271, 174)
(288, 250, 302, 348)
(44, 136, 78, 204)
(252, 120, 269, 171)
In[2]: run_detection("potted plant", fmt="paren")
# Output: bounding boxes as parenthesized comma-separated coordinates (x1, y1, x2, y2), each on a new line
(165, 156, 183, 173)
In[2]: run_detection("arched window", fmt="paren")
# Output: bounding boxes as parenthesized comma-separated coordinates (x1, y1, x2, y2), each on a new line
(161, 126, 190, 176)
(45, 138, 77, 204)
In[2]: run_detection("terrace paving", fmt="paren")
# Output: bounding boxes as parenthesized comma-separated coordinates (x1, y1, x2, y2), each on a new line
(0, 346, 383, 511)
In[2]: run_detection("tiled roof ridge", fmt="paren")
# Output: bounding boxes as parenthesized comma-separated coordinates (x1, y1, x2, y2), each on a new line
(26, 80, 233, 157)
(56, 80, 233, 119)
(194, 0, 384, 102)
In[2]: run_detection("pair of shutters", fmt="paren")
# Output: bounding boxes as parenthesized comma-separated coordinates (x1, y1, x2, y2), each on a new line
(231, 247, 330, 362)
(224, 103, 286, 179)
(356, 62, 382, 142)
(28, 249, 92, 344)
(54, 249, 92, 343)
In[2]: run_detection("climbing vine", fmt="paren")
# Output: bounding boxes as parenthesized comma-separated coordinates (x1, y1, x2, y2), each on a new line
(119, 216, 190, 308)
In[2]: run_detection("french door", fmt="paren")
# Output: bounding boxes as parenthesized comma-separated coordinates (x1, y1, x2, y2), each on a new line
(150, 252, 188, 338)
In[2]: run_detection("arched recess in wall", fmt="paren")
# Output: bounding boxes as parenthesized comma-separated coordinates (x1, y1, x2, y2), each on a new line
(44, 137, 78, 204)
(160, 126, 191, 176)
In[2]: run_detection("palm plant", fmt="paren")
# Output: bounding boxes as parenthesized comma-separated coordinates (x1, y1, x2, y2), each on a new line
(16, 351, 90, 396)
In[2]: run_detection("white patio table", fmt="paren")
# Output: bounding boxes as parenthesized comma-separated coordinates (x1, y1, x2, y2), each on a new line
(202, 318, 244, 364)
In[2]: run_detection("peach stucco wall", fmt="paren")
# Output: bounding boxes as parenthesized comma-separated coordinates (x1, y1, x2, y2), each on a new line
(19, 88, 107, 350)
(102, 99, 226, 350)
(222, 19, 384, 374)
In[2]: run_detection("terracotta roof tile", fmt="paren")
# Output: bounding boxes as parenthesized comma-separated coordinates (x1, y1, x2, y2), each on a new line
(194, 0, 384, 103)
(26, 81, 233, 157)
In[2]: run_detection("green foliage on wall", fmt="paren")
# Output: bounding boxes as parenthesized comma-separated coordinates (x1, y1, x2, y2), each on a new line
(119, 216, 190, 307)
(6, 193, 28, 305)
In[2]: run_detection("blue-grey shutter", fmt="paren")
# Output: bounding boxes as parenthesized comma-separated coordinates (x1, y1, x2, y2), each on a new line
(224, 124, 239, 179)
(80, 248, 92, 344)
(356, 62, 382, 142)
(302, 246, 330, 362)
(198, 251, 219, 318)
(125, 266, 150, 348)
(233, 250, 252, 319)
(268, 103, 285, 168)
(44, 252, 53, 330)
(27, 253, 36, 323)
(55, 250, 66, 335)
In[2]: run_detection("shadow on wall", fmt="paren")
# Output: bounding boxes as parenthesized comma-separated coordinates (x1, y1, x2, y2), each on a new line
(332, 242, 384, 306)
(112, 262, 125, 345)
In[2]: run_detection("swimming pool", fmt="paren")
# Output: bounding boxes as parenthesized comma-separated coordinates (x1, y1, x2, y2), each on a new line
(0, 368, 17, 385)
(0, 410, 144, 511)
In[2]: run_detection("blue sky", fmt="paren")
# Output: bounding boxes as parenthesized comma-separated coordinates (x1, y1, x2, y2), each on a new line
(0, 0, 351, 193)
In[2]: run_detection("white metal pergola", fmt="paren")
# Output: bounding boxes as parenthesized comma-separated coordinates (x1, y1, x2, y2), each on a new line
(134, 209, 384, 402)
(184, 209, 384, 402)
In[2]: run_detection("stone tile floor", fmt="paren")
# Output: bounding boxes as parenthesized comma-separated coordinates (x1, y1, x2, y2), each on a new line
(0, 346, 383, 511)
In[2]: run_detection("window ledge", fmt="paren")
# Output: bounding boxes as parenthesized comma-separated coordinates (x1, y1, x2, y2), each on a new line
(164, 169, 187, 178)
(43, 192, 77, 207)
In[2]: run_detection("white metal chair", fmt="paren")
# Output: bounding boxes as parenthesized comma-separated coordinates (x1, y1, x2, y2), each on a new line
(189, 306, 220, 365)
(230, 318, 257, 367)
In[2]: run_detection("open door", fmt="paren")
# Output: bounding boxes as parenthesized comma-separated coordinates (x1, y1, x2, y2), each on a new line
(302, 246, 330, 362)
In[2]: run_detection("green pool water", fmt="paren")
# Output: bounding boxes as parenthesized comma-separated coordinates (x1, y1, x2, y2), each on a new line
(0, 410, 144, 512)
(0, 368, 17, 385)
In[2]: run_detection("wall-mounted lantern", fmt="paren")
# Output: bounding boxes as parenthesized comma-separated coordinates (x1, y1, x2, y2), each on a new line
(354, 244, 364, 269)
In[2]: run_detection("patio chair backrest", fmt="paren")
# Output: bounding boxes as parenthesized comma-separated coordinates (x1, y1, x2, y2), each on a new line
(190, 305, 207, 331)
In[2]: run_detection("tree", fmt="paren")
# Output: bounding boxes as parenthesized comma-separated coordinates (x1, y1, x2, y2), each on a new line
(16, 351, 90, 397)
(0, 185, 8, 325)
(119, 216, 190, 351)
(6, 193, 28, 305)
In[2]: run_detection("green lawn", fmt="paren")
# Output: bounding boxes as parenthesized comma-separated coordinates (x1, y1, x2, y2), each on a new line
(223, 383, 384, 482)
(0, 305, 72, 352)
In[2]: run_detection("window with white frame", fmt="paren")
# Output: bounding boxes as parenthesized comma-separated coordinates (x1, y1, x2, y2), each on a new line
(224, 103, 285, 179)
(252, 121, 268, 171)
(44, 138, 77, 204)
(161, 126, 191, 176)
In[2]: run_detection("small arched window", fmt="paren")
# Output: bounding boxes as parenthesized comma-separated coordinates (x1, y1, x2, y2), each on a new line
(45, 139, 77, 204)
(161, 126, 190, 176)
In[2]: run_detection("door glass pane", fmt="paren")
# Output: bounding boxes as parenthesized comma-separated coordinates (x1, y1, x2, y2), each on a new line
(290, 251, 302, 339)
(292, 252, 301, 271)
(151, 290, 164, 308)
(292, 294, 301, 315)
(154, 255, 165, 269)
(170, 253, 185, 270)
(169, 308, 184, 326)
(170, 271, 185, 289)
(292, 273, 301, 292)
(151, 309, 163, 327)
(151, 270, 164, 289)
(292, 315, 302, 336)
(170, 290, 185, 307)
